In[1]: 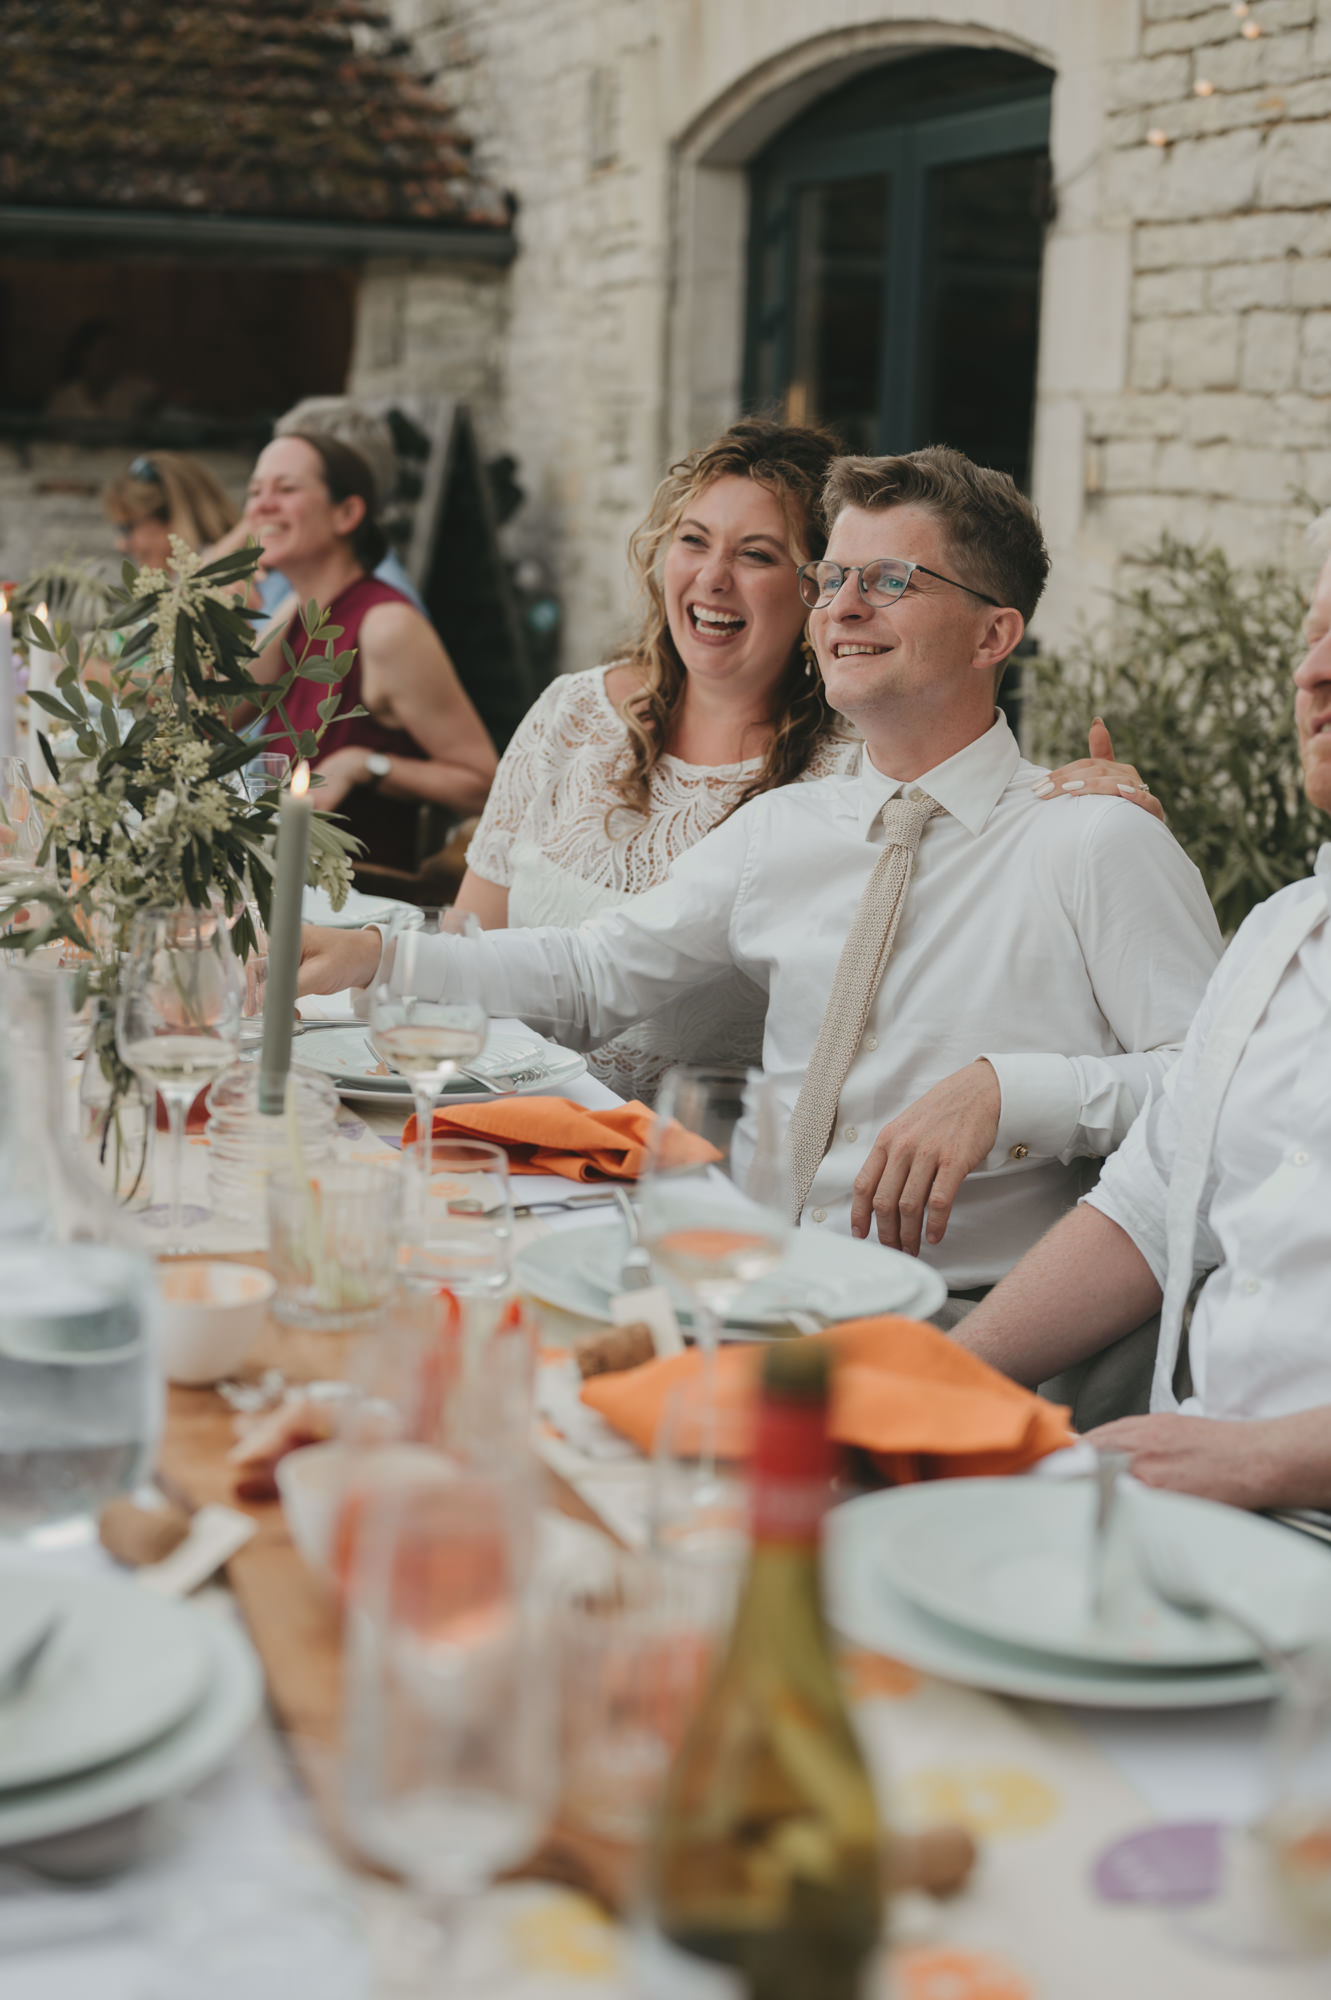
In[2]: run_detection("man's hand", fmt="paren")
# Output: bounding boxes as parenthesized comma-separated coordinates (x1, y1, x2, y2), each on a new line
(1082, 1413, 1278, 1510)
(850, 1059, 1001, 1253)
(298, 923, 382, 996)
(1037, 719, 1165, 823)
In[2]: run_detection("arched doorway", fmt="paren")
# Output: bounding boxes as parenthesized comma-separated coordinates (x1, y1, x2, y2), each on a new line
(744, 47, 1052, 487)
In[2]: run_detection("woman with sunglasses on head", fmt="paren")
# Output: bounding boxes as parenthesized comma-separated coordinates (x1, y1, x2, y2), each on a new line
(234, 431, 496, 873)
(100, 452, 239, 571)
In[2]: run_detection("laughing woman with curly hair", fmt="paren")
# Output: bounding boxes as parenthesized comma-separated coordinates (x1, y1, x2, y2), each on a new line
(449, 417, 857, 1101)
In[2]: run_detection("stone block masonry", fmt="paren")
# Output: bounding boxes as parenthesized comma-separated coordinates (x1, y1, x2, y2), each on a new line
(1090, 0, 1331, 577)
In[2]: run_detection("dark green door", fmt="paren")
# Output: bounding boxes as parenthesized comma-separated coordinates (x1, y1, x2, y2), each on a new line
(745, 49, 1052, 488)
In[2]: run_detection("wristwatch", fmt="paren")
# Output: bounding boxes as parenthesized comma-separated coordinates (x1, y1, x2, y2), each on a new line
(363, 751, 392, 788)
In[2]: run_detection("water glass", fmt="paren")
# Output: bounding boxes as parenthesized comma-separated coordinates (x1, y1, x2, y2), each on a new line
(558, 1548, 716, 1845)
(404, 1137, 513, 1294)
(340, 1465, 559, 1986)
(267, 1161, 403, 1327)
(638, 1067, 789, 1367)
(0, 756, 45, 911)
(242, 750, 293, 803)
(650, 1374, 753, 1634)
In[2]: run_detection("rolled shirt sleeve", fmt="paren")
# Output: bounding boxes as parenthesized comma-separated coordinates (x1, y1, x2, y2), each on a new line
(979, 799, 1223, 1169)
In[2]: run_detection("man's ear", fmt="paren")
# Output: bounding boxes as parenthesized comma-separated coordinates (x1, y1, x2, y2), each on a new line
(973, 606, 1025, 675)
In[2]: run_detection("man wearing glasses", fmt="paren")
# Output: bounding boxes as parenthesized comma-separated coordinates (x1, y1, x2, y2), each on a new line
(302, 445, 1222, 1328)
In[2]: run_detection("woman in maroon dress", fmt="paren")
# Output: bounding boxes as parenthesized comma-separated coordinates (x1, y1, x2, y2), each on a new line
(240, 432, 496, 871)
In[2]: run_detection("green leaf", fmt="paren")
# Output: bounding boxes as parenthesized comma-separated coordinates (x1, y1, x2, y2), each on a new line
(38, 733, 60, 782)
(294, 661, 344, 685)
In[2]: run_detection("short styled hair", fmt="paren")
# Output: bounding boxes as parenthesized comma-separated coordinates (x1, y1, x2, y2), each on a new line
(275, 397, 397, 513)
(821, 445, 1050, 626)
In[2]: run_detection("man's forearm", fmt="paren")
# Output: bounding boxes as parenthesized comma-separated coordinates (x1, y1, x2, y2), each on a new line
(953, 1203, 1163, 1387)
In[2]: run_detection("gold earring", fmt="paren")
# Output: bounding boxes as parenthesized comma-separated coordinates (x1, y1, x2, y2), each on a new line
(801, 632, 817, 680)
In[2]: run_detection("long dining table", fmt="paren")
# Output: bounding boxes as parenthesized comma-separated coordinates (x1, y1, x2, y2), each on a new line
(4, 1052, 1329, 1998)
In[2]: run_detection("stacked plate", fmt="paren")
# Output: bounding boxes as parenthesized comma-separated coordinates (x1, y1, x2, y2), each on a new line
(515, 1220, 947, 1332)
(300, 886, 424, 932)
(295, 1021, 587, 1109)
(0, 1567, 262, 1847)
(827, 1477, 1331, 1709)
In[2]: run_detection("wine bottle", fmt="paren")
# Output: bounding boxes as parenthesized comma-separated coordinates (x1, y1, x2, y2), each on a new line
(650, 1341, 883, 2000)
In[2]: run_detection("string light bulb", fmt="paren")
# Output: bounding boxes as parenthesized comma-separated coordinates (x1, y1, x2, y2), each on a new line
(1194, 78, 1215, 96)
(1146, 127, 1170, 148)
(1240, 17, 1261, 34)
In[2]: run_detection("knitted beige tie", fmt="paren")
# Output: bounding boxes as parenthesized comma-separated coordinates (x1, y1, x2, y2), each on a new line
(786, 789, 944, 1220)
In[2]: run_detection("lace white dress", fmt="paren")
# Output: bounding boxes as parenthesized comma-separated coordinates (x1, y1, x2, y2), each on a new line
(466, 663, 860, 1102)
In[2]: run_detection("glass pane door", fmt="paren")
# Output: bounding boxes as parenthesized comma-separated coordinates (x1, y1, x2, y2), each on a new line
(785, 175, 889, 454)
(919, 150, 1047, 487)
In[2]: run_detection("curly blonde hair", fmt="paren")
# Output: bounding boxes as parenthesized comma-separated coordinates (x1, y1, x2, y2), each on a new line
(607, 416, 843, 829)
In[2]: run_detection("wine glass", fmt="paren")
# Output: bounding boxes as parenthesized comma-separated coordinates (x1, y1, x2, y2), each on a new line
(0, 757, 46, 917)
(638, 1066, 790, 1372)
(340, 1464, 558, 1991)
(368, 952, 487, 1241)
(116, 906, 243, 1254)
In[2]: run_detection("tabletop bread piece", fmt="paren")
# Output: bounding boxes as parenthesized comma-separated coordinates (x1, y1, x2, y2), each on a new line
(573, 1320, 657, 1379)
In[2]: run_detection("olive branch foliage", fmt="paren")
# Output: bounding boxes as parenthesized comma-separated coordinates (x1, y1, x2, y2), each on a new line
(1024, 534, 1323, 936)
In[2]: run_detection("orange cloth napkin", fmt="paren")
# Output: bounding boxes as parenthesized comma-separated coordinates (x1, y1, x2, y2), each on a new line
(581, 1314, 1073, 1484)
(402, 1095, 713, 1183)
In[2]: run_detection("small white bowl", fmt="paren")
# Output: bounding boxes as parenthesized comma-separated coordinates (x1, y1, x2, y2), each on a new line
(158, 1260, 275, 1385)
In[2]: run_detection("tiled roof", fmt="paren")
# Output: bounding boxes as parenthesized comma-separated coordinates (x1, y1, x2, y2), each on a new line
(0, 0, 510, 230)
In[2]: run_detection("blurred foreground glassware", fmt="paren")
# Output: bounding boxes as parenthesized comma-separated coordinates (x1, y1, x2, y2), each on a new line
(638, 1067, 789, 1371)
(267, 1160, 402, 1328)
(116, 905, 243, 1254)
(405, 1135, 513, 1294)
(341, 1465, 559, 1992)
(206, 1061, 339, 1226)
(368, 934, 487, 1243)
(651, 1373, 754, 1636)
(0, 962, 160, 1542)
(558, 1547, 717, 1846)
(0, 756, 46, 915)
(1261, 1641, 1331, 1943)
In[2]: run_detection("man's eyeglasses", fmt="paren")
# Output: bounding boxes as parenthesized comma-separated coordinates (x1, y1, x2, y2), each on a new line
(796, 556, 1000, 610)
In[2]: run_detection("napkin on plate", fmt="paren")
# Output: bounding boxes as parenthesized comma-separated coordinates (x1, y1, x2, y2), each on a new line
(580, 1314, 1073, 1483)
(402, 1095, 712, 1183)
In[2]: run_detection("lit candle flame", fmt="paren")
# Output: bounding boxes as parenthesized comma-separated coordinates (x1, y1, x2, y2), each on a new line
(291, 760, 311, 798)
(36, 602, 48, 625)
(0, 589, 7, 616)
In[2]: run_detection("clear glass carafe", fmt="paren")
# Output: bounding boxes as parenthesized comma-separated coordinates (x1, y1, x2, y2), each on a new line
(0, 962, 160, 1542)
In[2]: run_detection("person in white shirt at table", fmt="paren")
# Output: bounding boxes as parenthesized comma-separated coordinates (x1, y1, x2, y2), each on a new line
(299, 446, 1222, 1312)
(954, 541, 1331, 1507)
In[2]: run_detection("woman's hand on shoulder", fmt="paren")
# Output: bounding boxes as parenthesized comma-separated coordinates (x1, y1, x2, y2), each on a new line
(1034, 719, 1164, 822)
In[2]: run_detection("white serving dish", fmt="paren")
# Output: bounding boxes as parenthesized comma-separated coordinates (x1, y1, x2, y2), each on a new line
(515, 1220, 947, 1329)
(872, 1476, 1331, 1669)
(825, 1491, 1278, 1710)
(0, 1613, 261, 1848)
(157, 1261, 276, 1386)
(0, 1569, 212, 1791)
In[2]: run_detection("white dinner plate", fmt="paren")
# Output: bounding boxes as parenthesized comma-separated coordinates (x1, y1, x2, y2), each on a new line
(514, 1221, 947, 1328)
(0, 1611, 262, 1848)
(0, 1570, 213, 1791)
(825, 1493, 1277, 1710)
(294, 1023, 587, 1104)
(873, 1478, 1331, 1669)
(300, 887, 423, 932)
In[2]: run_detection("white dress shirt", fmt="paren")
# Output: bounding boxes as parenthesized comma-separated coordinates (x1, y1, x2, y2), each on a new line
(377, 716, 1222, 1288)
(1087, 846, 1331, 1422)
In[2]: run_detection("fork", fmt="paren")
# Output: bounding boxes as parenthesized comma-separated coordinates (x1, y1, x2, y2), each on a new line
(0, 1615, 60, 1703)
(611, 1186, 654, 1292)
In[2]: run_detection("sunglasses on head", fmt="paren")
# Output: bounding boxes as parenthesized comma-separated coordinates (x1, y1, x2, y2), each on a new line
(128, 455, 162, 485)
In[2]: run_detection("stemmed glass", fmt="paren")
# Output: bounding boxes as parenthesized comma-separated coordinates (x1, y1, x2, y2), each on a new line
(637, 1065, 790, 1371)
(368, 941, 487, 1240)
(341, 1464, 558, 1992)
(116, 906, 243, 1253)
(0, 757, 46, 915)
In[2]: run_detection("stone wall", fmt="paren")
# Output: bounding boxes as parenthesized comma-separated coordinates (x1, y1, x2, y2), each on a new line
(1086, 0, 1331, 583)
(375, 0, 1331, 674)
